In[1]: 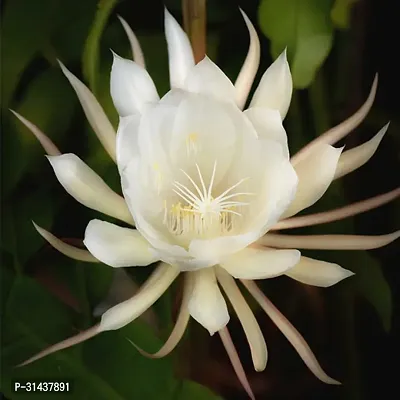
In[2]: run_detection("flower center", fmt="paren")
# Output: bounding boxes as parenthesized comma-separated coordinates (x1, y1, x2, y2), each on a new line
(163, 162, 254, 239)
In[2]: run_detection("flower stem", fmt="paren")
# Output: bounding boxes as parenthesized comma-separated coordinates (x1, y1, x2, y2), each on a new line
(182, 0, 207, 63)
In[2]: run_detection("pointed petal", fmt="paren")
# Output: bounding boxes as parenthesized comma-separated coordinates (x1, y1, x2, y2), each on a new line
(242, 280, 340, 385)
(283, 145, 343, 218)
(234, 10, 260, 109)
(258, 231, 400, 250)
(33, 222, 98, 262)
(10, 110, 61, 156)
(334, 123, 388, 179)
(184, 56, 235, 101)
(273, 188, 400, 230)
(219, 327, 256, 400)
(58, 61, 116, 161)
(164, 8, 195, 89)
(244, 107, 289, 158)
(116, 114, 141, 171)
(286, 257, 354, 287)
(48, 154, 134, 225)
(128, 274, 192, 358)
(291, 75, 378, 165)
(117, 15, 145, 68)
(110, 53, 159, 117)
(188, 268, 229, 335)
(18, 324, 100, 367)
(250, 49, 292, 119)
(100, 263, 179, 331)
(216, 268, 267, 372)
(83, 220, 158, 267)
(220, 247, 300, 280)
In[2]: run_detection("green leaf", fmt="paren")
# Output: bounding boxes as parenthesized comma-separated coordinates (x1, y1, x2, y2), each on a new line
(176, 380, 223, 400)
(331, 0, 358, 30)
(2, 67, 76, 195)
(83, 0, 119, 93)
(258, 0, 334, 88)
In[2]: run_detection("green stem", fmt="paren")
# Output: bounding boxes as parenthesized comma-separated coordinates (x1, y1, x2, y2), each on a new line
(182, 0, 207, 63)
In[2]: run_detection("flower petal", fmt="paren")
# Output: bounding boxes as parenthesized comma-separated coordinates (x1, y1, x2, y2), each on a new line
(83, 220, 158, 267)
(117, 15, 145, 68)
(244, 107, 289, 157)
(184, 56, 235, 101)
(129, 274, 192, 358)
(110, 53, 159, 117)
(283, 144, 343, 218)
(188, 268, 229, 335)
(116, 114, 141, 172)
(234, 10, 260, 109)
(250, 49, 292, 119)
(11, 110, 61, 156)
(242, 280, 341, 385)
(164, 8, 195, 89)
(58, 62, 116, 161)
(334, 123, 388, 179)
(220, 247, 300, 279)
(285, 256, 354, 287)
(100, 263, 179, 331)
(258, 231, 400, 250)
(48, 154, 134, 225)
(33, 222, 98, 262)
(216, 268, 267, 372)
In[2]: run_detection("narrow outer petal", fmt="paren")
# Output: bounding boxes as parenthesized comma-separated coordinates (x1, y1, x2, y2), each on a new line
(110, 53, 159, 117)
(58, 62, 116, 161)
(234, 9, 260, 109)
(100, 263, 179, 331)
(48, 154, 134, 225)
(283, 145, 343, 218)
(117, 15, 145, 68)
(250, 50, 292, 119)
(83, 220, 158, 267)
(242, 280, 341, 385)
(165, 8, 195, 89)
(216, 268, 267, 372)
(33, 222, 98, 262)
(220, 247, 300, 279)
(285, 257, 354, 287)
(334, 123, 388, 179)
(188, 268, 229, 335)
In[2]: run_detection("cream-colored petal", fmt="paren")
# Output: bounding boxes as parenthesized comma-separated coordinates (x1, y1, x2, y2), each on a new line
(216, 268, 267, 371)
(250, 50, 292, 119)
(244, 107, 289, 157)
(220, 247, 300, 279)
(184, 56, 235, 101)
(164, 8, 195, 89)
(83, 220, 158, 267)
(116, 114, 141, 172)
(48, 154, 134, 225)
(258, 231, 400, 250)
(117, 15, 145, 68)
(11, 110, 61, 156)
(100, 263, 179, 331)
(33, 222, 98, 262)
(272, 188, 400, 230)
(188, 268, 229, 335)
(291, 75, 378, 165)
(242, 280, 340, 385)
(129, 273, 192, 358)
(58, 62, 116, 161)
(283, 145, 343, 218)
(234, 9, 260, 109)
(219, 327, 256, 400)
(286, 256, 354, 287)
(334, 123, 389, 179)
(110, 53, 159, 117)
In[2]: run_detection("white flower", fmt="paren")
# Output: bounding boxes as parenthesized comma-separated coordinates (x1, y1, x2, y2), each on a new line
(14, 9, 399, 400)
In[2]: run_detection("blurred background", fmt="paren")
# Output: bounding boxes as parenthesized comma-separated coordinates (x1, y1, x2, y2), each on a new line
(1, 0, 399, 399)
